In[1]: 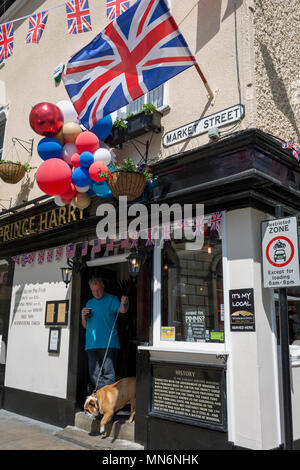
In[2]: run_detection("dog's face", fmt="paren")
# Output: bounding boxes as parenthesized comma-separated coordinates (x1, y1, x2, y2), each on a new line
(84, 394, 99, 417)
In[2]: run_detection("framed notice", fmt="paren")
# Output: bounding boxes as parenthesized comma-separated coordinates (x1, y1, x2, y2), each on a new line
(150, 362, 227, 432)
(48, 328, 61, 354)
(229, 288, 255, 331)
(45, 300, 69, 326)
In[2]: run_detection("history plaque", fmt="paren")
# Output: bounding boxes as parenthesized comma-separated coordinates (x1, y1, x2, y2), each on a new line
(151, 363, 226, 431)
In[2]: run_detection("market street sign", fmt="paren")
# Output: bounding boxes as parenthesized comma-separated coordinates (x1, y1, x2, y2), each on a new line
(261, 217, 300, 288)
(163, 104, 245, 147)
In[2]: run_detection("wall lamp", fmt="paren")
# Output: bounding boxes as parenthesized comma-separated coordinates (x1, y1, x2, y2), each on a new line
(126, 246, 148, 277)
(60, 256, 85, 287)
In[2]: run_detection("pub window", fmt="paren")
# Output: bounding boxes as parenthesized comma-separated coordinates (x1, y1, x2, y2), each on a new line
(161, 225, 224, 344)
(114, 84, 166, 119)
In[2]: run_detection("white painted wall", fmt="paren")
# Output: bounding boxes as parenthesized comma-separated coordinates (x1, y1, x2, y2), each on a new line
(223, 208, 282, 449)
(5, 249, 71, 399)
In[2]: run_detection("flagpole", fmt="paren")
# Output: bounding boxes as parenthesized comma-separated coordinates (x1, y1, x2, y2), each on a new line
(194, 63, 214, 101)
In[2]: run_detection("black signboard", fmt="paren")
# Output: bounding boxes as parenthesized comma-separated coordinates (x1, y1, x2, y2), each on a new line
(150, 362, 227, 432)
(229, 288, 255, 331)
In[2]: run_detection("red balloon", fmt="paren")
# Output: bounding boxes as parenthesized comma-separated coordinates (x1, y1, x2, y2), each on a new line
(89, 161, 108, 182)
(29, 102, 64, 137)
(71, 152, 81, 168)
(36, 159, 72, 196)
(60, 196, 73, 205)
(60, 183, 77, 200)
(76, 131, 99, 154)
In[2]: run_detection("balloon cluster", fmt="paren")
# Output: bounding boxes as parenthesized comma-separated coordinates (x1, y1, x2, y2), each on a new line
(29, 101, 114, 209)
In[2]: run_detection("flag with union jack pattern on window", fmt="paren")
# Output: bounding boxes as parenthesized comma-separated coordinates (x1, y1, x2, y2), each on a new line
(25, 10, 48, 44)
(106, 0, 130, 21)
(66, 0, 92, 35)
(0, 22, 14, 64)
(63, 0, 196, 129)
(210, 212, 223, 232)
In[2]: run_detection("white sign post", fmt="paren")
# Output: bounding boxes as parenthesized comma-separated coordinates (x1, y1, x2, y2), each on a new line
(261, 216, 300, 288)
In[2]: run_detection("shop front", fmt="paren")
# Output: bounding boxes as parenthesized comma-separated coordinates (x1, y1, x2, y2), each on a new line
(0, 128, 300, 450)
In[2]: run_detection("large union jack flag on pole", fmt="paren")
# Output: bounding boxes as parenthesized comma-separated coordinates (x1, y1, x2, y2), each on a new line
(66, 0, 92, 35)
(63, 0, 196, 129)
(0, 22, 14, 64)
(25, 11, 49, 44)
(106, 0, 130, 21)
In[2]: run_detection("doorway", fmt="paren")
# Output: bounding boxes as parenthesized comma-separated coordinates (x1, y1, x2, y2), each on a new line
(76, 259, 137, 409)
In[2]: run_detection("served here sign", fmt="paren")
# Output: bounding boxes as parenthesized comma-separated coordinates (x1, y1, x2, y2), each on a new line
(261, 217, 300, 288)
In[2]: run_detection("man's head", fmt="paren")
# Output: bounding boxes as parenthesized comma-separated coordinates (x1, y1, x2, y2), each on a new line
(88, 277, 105, 299)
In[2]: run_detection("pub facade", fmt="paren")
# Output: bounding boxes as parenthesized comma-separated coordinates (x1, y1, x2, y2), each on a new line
(0, 0, 300, 451)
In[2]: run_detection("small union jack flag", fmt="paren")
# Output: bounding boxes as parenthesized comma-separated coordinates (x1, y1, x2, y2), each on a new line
(27, 253, 36, 265)
(66, 0, 92, 35)
(25, 10, 48, 44)
(12, 255, 20, 264)
(193, 216, 205, 236)
(55, 247, 63, 261)
(145, 228, 156, 247)
(130, 233, 139, 248)
(81, 241, 88, 256)
(106, 0, 130, 22)
(210, 212, 223, 232)
(38, 251, 45, 264)
(0, 22, 14, 64)
(120, 232, 130, 249)
(47, 249, 54, 263)
(93, 239, 102, 253)
(21, 254, 28, 267)
(66, 243, 77, 259)
(106, 237, 114, 253)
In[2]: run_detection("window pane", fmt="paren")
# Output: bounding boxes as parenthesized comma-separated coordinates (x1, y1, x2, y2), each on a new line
(147, 85, 164, 108)
(161, 228, 224, 343)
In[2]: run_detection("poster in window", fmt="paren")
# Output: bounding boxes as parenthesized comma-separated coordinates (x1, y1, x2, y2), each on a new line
(229, 288, 255, 331)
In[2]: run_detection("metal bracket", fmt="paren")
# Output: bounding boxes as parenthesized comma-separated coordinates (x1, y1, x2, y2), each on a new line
(12, 137, 34, 157)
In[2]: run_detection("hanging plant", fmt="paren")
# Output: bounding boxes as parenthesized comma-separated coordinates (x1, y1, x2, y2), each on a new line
(0, 160, 37, 184)
(100, 158, 153, 201)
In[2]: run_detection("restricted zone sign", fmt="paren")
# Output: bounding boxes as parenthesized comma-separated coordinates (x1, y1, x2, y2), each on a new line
(261, 217, 300, 288)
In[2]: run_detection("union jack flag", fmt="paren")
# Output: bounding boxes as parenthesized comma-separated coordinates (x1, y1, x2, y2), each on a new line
(12, 255, 20, 264)
(66, 0, 92, 35)
(21, 254, 28, 267)
(193, 216, 204, 236)
(130, 232, 139, 248)
(47, 249, 54, 263)
(27, 253, 36, 265)
(38, 251, 45, 264)
(66, 243, 77, 259)
(106, 237, 114, 253)
(56, 247, 63, 261)
(63, 0, 196, 129)
(81, 241, 88, 256)
(106, 0, 130, 21)
(25, 11, 48, 44)
(210, 212, 223, 232)
(0, 22, 14, 64)
(93, 238, 102, 253)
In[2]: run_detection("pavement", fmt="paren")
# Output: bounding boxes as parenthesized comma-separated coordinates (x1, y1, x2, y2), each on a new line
(0, 409, 143, 451)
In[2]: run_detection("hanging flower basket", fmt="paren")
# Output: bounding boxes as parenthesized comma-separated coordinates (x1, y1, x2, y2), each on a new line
(0, 162, 26, 184)
(107, 171, 146, 201)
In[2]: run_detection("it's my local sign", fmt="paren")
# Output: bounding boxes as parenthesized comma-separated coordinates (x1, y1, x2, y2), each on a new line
(163, 104, 245, 147)
(261, 217, 300, 288)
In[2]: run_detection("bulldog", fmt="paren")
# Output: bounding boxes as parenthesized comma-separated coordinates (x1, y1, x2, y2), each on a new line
(84, 377, 136, 436)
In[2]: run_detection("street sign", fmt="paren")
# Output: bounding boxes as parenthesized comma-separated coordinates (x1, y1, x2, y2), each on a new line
(261, 216, 300, 288)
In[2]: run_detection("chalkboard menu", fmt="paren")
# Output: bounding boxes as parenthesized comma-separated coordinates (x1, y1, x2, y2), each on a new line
(151, 363, 226, 431)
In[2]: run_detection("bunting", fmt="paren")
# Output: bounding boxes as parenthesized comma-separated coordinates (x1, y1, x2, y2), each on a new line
(25, 11, 48, 44)
(0, 22, 14, 64)
(65, 0, 92, 35)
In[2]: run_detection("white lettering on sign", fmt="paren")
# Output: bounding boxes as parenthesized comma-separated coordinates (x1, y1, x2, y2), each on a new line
(261, 217, 300, 288)
(163, 104, 245, 147)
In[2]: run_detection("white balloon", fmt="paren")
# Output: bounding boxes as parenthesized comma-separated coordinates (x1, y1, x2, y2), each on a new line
(54, 195, 66, 206)
(94, 148, 111, 165)
(56, 100, 78, 123)
(75, 184, 90, 193)
(62, 142, 77, 165)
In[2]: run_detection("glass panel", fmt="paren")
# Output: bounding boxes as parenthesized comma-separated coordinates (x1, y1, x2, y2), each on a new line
(161, 227, 224, 343)
(116, 84, 164, 118)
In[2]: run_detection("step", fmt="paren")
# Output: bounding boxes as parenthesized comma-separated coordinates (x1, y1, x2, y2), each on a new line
(74, 411, 135, 442)
(56, 425, 144, 451)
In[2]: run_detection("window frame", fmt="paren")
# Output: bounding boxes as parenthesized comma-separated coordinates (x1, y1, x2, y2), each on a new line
(151, 213, 228, 353)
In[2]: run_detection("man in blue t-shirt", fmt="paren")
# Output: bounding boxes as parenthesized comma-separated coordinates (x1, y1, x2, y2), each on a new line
(81, 276, 129, 391)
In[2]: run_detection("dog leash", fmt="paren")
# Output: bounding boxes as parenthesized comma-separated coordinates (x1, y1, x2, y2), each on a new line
(93, 310, 120, 394)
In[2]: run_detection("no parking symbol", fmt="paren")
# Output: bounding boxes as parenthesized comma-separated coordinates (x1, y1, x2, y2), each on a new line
(261, 217, 300, 288)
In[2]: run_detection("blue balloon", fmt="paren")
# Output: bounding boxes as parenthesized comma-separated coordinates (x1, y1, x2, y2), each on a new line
(92, 181, 113, 199)
(91, 115, 113, 140)
(79, 151, 94, 168)
(37, 137, 63, 161)
(72, 167, 92, 187)
(87, 188, 95, 196)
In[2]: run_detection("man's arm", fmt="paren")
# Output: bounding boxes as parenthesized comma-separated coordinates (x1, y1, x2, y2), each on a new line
(120, 296, 129, 314)
(81, 308, 90, 328)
